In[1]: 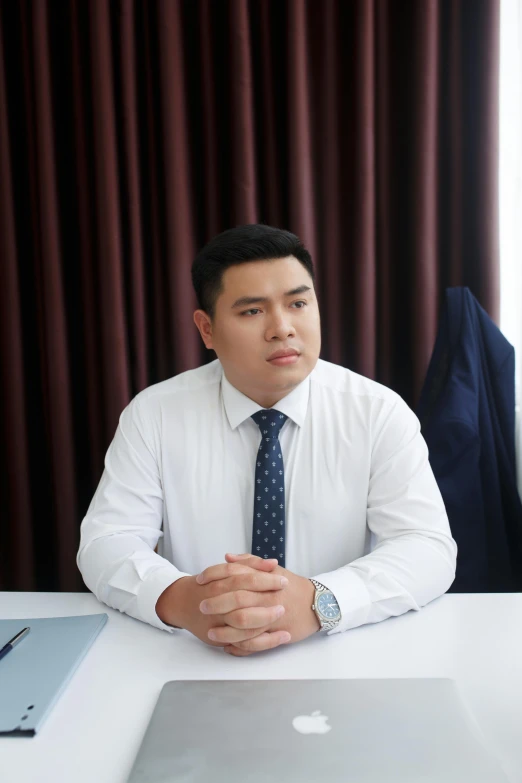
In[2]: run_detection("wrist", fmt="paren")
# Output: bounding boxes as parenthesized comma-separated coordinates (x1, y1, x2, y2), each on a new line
(304, 576, 321, 633)
(156, 575, 193, 628)
(309, 578, 341, 632)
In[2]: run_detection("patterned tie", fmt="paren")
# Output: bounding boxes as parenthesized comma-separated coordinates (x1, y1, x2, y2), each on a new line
(250, 408, 289, 567)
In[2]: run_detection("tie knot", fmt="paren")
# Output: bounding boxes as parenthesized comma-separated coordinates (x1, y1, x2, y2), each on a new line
(251, 408, 288, 439)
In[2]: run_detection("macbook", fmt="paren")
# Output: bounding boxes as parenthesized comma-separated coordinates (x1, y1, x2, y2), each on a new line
(126, 678, 511, 782)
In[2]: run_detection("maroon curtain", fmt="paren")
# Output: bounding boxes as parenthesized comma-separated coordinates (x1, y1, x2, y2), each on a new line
(0, 0, 500, 591)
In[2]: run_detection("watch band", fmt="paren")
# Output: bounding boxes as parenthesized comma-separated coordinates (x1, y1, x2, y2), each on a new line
(309, 578, 341, 631)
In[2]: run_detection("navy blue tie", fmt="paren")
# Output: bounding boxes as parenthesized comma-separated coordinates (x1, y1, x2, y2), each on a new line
(250, 409, 289, 567)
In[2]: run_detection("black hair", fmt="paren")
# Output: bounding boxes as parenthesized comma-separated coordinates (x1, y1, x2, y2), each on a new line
(191, 223, 316, 321)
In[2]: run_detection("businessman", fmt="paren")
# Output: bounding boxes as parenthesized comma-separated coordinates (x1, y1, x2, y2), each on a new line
(77, 223, 457, 657)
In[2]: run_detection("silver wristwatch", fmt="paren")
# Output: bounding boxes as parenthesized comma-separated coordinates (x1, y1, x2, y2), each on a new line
(309, 578, 341, 632)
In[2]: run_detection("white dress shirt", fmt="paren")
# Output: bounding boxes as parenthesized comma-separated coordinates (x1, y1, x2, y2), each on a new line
(77, 357, 457, 636)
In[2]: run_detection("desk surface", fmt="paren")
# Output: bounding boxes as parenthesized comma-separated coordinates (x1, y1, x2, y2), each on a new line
(0, 592, 520, 783)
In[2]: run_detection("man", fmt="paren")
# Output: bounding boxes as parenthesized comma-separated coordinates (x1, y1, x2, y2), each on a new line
(77, 223, 457, 657)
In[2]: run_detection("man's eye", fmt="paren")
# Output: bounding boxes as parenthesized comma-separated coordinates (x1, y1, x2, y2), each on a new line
(241, 301, 307, 316)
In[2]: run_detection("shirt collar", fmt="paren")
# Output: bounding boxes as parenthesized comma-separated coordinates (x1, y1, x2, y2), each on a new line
(220, 359, 312, 431)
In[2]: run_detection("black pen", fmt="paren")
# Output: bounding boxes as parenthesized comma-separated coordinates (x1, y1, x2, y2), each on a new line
(0, 627, 30, 662)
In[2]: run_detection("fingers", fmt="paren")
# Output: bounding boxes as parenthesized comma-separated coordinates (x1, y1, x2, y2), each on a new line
(225, 631, 291, 652)
(200, 588, 282, 617)
(196, 557, 292, 655)
(209, 621, 287, 644)
(197, 563, 288, 590)
(223, 646, 252, 656)
(206, 604, 285, 637)
(225, 553, 280, 572)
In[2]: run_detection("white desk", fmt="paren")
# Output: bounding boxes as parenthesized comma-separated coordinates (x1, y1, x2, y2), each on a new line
(0, 591, 520, 783)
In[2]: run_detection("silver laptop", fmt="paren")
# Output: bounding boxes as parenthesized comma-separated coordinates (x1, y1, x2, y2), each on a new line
(126, 678, 510, 783)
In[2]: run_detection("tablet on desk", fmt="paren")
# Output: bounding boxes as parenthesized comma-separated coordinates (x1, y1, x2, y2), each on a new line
(126, 677, 511, 783)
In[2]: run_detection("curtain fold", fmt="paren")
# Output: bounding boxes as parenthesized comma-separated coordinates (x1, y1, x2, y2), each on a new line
(0, 0, 500, 590)
(0, 14, 34, 589)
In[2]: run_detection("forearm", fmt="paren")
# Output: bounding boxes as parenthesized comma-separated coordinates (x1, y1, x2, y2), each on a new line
(312, 530, 457, 634)
(310, 396, 458, 636)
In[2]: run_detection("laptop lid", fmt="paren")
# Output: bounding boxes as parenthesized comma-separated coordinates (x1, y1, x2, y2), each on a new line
(126, 678, 510, 783)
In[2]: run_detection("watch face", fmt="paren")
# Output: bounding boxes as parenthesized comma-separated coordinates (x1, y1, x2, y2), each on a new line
(317, 591, 340, 620)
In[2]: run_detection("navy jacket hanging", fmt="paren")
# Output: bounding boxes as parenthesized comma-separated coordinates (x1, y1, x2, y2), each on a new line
(416, 287, 522, 593)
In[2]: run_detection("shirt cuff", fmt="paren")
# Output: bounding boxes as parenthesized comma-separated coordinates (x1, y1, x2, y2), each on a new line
(136, 566, 192, 633)
(310, 566, 372, 636)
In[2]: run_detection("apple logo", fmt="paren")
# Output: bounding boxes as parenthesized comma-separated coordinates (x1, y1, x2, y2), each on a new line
(292, 710, 332, 735)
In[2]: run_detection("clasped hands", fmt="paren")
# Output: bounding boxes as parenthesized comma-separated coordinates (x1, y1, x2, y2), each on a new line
(195, 553, 320, 657)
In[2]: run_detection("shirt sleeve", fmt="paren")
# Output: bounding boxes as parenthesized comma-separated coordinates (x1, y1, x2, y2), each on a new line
(76, 396, 191, 633)
(311, 396, 458, 636)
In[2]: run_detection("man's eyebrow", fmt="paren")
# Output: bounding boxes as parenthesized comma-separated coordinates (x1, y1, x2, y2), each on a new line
(231, 285, 312, 309)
